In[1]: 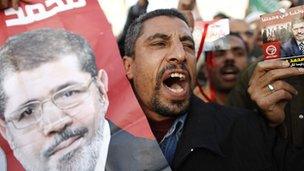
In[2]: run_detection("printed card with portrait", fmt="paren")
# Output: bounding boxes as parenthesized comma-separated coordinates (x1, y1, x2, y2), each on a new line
(261, 5, 304, 67)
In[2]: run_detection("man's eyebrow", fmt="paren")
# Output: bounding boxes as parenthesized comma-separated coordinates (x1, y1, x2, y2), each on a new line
(50, 82, 79, 94)
(231, 46, 246, 51)
(145, 33, 171, 42)
(180, 35, 195, 45)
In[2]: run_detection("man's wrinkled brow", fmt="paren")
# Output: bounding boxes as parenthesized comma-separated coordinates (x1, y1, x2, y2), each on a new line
(145, 33, 171, 42)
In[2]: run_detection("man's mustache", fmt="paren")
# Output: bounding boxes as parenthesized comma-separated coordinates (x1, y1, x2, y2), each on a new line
(158, 63, 190, 79)
(43, 127, 88, 158)
(220, 64, 240, 74)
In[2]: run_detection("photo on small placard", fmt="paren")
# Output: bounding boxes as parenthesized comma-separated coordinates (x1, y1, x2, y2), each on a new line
(261, 5, 304, 67)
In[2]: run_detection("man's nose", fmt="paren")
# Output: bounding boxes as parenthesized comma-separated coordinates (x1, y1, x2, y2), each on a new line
(224, 50, 235, 61)
(40, 102, 73, 135)
(166, 41, 186, 63)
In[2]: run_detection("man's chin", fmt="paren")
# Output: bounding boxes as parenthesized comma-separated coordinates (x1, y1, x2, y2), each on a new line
(152, 98, 189, 118)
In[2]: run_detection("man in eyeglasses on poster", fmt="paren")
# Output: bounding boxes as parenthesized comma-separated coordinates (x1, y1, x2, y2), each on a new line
(0, 28, 112, 171)
(0, 28, 168, 171)
(281, 17, 304, 58)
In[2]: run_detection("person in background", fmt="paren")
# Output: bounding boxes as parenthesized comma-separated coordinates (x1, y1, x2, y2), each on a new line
(213, 12, 230, 20)
(177, 0, 202, 21)
(177, 0, 197, 32)
(245, 11, 265, 60)
(193, 33, 249, 105)
(0, 0, 31, 9)
(230, 19, 257, 61)
(117, 0, 149, 57)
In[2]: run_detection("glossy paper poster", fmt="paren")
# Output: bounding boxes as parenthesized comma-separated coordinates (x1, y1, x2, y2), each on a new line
(0, 0, 169, 170)
(261, 5, 304, 67)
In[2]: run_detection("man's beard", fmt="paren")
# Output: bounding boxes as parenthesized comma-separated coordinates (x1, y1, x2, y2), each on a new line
(151, 64, 191, 118)
(8, 102, 108, 171)
(56, 123, 104, 171)
(151, 94, 189, 118)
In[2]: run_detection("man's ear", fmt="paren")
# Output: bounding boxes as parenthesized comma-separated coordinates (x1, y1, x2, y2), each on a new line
(0, 119, 7, 140)
(123, 56, 134, 80)
(97, 69, 108, 92)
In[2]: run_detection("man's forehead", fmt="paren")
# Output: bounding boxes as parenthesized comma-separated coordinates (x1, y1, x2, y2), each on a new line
(207, 35, 246, 51)
(140, 16, 191, 38)
(293, 22, 304, 28)
(230, 20, 249, 31)
(229, 36, 246, 48)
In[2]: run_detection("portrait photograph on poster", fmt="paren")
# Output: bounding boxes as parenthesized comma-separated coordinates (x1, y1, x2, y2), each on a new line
(261, 5, 304, 67)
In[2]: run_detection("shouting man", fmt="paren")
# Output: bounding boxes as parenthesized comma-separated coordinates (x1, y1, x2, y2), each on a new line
(123, 9, 304, 170)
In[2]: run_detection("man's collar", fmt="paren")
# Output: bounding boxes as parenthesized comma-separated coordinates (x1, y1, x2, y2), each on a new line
(160, 114, 187, 143)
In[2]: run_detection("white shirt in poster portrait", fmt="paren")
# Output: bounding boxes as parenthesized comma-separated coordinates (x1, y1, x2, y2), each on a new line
(95, 120, 111, 171)
(0, 147, 7, 171)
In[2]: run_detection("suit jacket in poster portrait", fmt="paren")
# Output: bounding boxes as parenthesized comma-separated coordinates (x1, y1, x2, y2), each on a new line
(106, 121, 170, 171)
(281, 37, 303, 58)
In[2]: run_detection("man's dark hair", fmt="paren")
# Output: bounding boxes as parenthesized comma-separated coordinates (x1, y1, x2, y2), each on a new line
(213, 12, 230, 20)
(0, 28, 98, 119)
(124, 8, 190, 57)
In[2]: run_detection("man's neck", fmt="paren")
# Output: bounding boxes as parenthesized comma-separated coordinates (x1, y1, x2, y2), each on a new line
(141, 106, 176, 142)
(148, 117, 175, 143)
(214, 91, 228, 105)
(205, 82, 229, 105)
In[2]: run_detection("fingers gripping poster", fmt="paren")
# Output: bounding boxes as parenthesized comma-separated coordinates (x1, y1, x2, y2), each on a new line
(0, 0, 169, 170)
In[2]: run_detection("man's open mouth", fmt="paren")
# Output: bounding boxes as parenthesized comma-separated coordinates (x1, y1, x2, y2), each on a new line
(220, 66, 239, 81)
(161, 70, 190, 100)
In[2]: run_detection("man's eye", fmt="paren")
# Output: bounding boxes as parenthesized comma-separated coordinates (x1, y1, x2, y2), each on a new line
(233, 49, 246, 57)
(63, 90, 80, 97)
(183, 43, 194, 50)
(18, 108, 34, 121)
(151, 41, 166, 47)
(214, 50, 226, 57)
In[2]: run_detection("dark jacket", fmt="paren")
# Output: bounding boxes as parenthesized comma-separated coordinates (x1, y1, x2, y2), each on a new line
(281, 37, 303, 58)
(173, 96, 304, 171)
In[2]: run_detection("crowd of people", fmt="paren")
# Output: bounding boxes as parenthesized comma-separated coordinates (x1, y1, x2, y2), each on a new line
(1, 0, 304, 170)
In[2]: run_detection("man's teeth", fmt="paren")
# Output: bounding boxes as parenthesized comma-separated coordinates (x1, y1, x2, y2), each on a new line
(170, 73, 185, 80)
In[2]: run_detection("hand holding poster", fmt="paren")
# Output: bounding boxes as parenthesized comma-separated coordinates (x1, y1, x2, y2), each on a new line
(0, 1, 169, 171)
